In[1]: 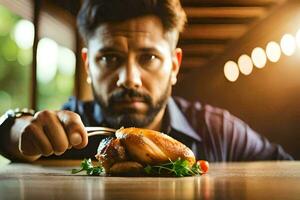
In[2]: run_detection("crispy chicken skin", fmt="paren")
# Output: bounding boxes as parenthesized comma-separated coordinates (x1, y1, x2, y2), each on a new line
(116, 127, 196, 166)
(95, 127, 196, 175)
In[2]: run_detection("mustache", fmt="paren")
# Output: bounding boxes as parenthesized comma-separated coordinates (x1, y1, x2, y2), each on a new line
(108, 88, 152, 104)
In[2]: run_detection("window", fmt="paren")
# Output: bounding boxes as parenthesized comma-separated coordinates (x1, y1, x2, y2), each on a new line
(0, 5, 31, 114)
(37, 37, 75, 110)
(0, 2, 77, 113)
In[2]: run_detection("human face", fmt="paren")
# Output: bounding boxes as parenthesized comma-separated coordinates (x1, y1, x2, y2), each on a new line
(85, 16, 181, 129)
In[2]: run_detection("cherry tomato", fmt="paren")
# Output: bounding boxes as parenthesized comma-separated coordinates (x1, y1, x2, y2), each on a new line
(197, 160, 209, 173)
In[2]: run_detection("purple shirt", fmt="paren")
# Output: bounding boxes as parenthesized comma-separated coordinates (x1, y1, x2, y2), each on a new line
(58, 96, 293, 161)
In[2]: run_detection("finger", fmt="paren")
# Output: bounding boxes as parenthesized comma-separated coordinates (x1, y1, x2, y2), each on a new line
(27, 123, 54, 156)
(19, 127, 42, 156)
(20, 123, 54, 156)
(57, 110, 88, 149)
(19, 137, 39, 156)
(34, 110, 69, 155)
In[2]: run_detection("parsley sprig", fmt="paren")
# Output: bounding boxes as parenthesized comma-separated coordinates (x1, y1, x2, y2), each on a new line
(71, 158, 104, 176)
(144, 158, 203, 177)
(71, 158, 204, 177)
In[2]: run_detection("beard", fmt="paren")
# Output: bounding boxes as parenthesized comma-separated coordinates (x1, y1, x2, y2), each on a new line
(92, 78, 172, 129)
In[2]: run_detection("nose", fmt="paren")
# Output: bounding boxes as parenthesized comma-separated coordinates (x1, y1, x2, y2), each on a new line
(116, 59, 142, 89)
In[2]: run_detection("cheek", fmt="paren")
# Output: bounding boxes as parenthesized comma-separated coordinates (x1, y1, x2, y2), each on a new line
(158, 59, 173, 84)
(89, 64, 115, 99)
(143, 61, 172, 98)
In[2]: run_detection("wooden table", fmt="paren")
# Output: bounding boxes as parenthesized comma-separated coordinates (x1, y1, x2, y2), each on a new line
(0, 161, 299, 200)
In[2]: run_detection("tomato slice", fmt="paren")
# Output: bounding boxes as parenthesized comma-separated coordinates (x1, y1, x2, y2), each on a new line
(197, 160, 209, 173)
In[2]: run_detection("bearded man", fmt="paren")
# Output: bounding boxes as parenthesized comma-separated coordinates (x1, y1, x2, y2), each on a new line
(0, 0, 292, 162)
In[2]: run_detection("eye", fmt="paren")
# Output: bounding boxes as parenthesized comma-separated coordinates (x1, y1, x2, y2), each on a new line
(98, 54, 124, 69)
(139, 54, 159, 65)
(140, 54, 156, 62)
(100, 54, 119, 63)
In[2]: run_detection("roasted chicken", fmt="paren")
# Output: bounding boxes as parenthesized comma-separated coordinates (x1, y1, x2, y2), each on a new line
(95, 127, 196, 175)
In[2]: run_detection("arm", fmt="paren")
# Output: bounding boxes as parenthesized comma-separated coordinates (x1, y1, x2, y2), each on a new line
(200, 105, 293, 161)
(0, 110, 88, 162)
(213, 110, 293, 161)
(226, 119, 293, 161)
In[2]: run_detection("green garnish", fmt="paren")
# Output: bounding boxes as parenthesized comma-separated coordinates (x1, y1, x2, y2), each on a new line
(71, 158, 204, 177)
(144, 158, 203, 177)
(71, 158, 104, 176)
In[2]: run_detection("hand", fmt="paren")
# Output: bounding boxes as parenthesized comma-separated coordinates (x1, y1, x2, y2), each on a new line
(19, 110, 88, 157)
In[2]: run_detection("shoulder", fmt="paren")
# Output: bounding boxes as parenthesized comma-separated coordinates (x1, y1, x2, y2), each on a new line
(61, 96, 95, 112)
(172, 96, 245, 129)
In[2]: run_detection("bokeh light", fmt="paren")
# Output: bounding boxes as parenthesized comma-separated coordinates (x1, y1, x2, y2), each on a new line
(238, 54, 253, 75)
(57, 47, 76, 76)
(17, 50, 32, 66)
(266, 41, 281, 62)
(37, 38, 58, 84)
(251, 47, 267, 69)
(280, 34, 296, 56)
(296, 29, 300, 48)
(224, 61, 239, 82)
(13, 19, 34, 49)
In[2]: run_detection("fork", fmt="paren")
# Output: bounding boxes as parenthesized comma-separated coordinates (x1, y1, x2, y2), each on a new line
(85, 126, 116, 137)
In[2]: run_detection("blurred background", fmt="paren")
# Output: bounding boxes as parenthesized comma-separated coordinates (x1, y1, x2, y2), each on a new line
(0, 0, 299, 159)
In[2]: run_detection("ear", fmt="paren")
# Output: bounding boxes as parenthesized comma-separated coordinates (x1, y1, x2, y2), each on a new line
(81, 48, 89, 75)
(171, 48, 182, 85)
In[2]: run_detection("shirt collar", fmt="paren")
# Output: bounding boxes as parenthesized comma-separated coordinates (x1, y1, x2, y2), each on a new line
(167, 97, 202, 142)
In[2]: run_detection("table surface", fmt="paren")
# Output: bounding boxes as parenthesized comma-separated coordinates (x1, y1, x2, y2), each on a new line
(0, 160, 299, 200)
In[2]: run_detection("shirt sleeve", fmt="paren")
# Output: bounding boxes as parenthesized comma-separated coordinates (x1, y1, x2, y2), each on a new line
(228, 116, 292, 160)
(202, 106, 293, 161)
(61, 96, 78, 111)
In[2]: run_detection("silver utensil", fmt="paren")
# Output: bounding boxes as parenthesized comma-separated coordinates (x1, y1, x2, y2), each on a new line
(85, 126, 116, 137)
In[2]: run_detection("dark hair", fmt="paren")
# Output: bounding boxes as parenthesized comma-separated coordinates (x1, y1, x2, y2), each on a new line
(77, 0, 187, 44)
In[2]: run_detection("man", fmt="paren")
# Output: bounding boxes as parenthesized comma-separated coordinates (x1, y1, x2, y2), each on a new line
(0, 0, 292, 162)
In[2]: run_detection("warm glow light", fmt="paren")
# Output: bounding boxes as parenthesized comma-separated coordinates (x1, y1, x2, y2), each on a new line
(238, 54, 253, 75)
(296, 29, 300, 48)
(266, 41, 281, 62)
(251, 47, 267, 69)
(13, 19, 34, 49)
(280, 34, 296, 56)
(224, 61, 239, 82)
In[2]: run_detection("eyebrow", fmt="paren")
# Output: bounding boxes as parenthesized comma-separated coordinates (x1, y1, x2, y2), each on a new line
(138, 47, 163, 54)
(97, 47, 164, 55)
(97, 47, 123, 54)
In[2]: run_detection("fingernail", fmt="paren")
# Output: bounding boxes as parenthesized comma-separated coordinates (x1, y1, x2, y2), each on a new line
(54, 151, 64, 156)
(70, 132, 82, 146)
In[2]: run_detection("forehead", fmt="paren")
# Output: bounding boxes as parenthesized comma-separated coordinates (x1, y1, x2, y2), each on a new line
(88, 16, 170, 50)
